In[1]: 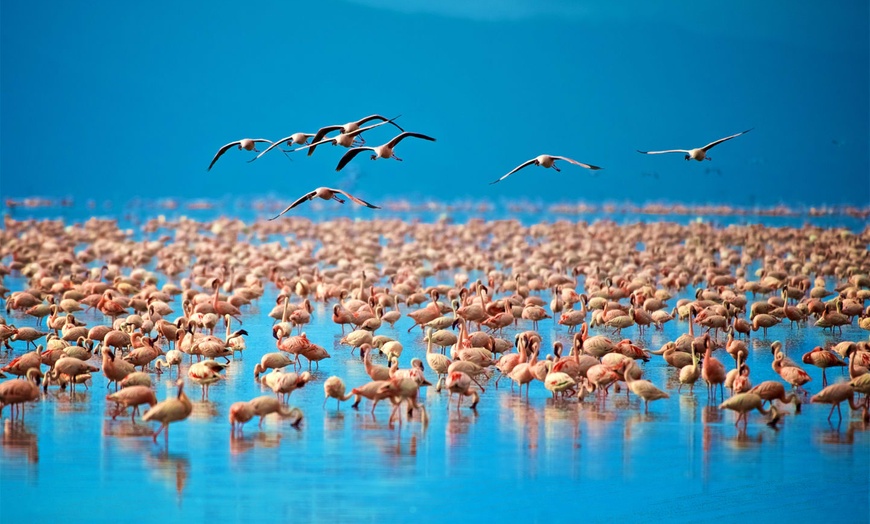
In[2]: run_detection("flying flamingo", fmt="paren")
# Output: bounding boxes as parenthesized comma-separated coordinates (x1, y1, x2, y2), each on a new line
(207, 138, 274, 170)
(269, 187, 380, 219)
(490, 154, 602, 185)
(335, 132, 436, 171)
(637, 128, 752, 161)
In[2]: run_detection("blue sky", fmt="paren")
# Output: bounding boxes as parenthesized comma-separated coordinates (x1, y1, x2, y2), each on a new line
(1, 1, 868, 206)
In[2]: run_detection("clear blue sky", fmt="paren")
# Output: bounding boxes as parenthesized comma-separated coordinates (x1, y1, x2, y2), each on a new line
(2, 1, 868, 206)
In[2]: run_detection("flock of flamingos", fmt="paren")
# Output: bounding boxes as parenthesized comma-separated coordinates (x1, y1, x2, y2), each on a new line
(0, 114, 868, 448)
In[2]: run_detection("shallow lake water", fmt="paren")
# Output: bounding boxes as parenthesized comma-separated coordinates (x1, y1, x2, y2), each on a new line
(1, 202, 868, 523)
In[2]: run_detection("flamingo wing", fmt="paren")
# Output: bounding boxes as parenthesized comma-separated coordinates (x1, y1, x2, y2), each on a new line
(269, 190, 317, 220)
(489, 158, 536, 185)
(335, 147, 375, 172)
(356, 114, 405, 132)
(307, 125, 344, 155)
(207, 141, 242, 171)
(636, 148, 691, 155)
(551, 155, 603, 170)
(700, 128, 753, 151)
(386, 131, 437, 149)
(253, 136, 297, 160)
(332, 189, 380, 209)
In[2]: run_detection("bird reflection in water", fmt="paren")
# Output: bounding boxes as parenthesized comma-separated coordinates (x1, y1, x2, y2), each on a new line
(323, 410, 346, 432)
(816, 419, 867, 445)
(102, 419, 155, 438)
(190, 400, 220, 420)
(351, 411, 423, 459)
(229, 432, 284, 456)
(445, 407, 478, 447)
(3, 419, 38, 464)
(146, 450, 190, 503)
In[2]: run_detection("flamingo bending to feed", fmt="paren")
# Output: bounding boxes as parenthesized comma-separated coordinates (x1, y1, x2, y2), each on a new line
(229, 401, 255, 435)
(323, 376, 354, 409)
(142, 379, 193, 443)
(490, 154, 602, 185)
(335, 132, 436, 171)
(444, 371, 481, 410)
(719, 392, 775, 429)
(637, 129, 752, 161)
(248, 396, 303, 429)
(270, 187, 379, 219)
(106, 386, 158, 422)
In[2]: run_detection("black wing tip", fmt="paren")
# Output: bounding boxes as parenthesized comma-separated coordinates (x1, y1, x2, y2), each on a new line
(488, 179, 501, 185)
(636, 150, 649, 154)
(589, 165, 603, 170)
(742, 128, 754, 134)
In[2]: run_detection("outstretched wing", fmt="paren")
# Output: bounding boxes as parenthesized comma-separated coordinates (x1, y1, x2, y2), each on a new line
(386, 132, 437, 148)
(335, 147, 374, 172)
(308, 125, 344, 156)
(269, 191, 316, 220)
(333, 189, 380, 209)
(207, 141, 241, 171)
(253, 136, 294, 161)
(551, 156, 603, 170)
(489, 158, 536, 185)
(701, 128, 753, 151)
(357, 114, 405, 133)
(636, 149, 691, 155)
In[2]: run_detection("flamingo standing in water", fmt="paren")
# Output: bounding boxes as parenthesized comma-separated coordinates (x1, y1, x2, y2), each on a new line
(229, 401, 255, 435)
(719, 392, 775, 429)
(142, 379, 193, 443)
(323, 376, 353, 409)
(801, 346, 847, 387)
(0, 368, 42, 420)
(811, 383, 862, 422)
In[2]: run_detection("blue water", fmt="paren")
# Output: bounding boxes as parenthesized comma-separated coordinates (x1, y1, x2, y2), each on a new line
(1, 203, 868, 523)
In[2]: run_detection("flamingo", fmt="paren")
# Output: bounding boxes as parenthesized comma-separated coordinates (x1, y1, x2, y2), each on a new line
(248, 396, 303, 429)
(187, 359, 226, 401)
(623, 360, 669, 412)
(444, 371, 481, 410)
(106, 386, 158, 422)
(637, 128, 752, 161)
(719, 392, 773, 429)
(269, 187, 379, 219)
(490, 154, 602, 184)
(801, 346, 847, 387)
(323, 376, 353, 409)
(335, 132, 436, 171)
(207, 138, 274, 170)
(0, 368, 42, 420)
(142, 379, 193, 443)
(811, 383, 862, 421)
(229, 401, 255, 435)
